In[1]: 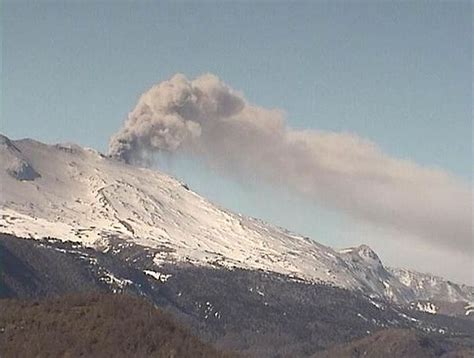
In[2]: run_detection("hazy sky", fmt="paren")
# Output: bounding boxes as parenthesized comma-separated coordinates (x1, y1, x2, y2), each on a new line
(1, 1, 472, 283)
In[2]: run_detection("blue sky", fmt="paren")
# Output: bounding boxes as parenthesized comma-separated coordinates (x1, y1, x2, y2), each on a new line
(1, 1, 472, 279)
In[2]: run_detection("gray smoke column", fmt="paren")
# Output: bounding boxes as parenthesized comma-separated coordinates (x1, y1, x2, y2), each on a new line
(109, 73, 472, 254)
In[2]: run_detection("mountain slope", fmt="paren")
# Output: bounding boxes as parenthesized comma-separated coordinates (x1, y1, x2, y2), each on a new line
(2, 234, 473, 358)
(388, 267, 474, 303)
(388, 267, 474, 318)
(0, 134, 472, 305)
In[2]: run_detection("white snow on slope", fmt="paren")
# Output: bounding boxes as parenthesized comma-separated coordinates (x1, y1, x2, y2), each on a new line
(465, 302, 474, 316)
(0, 134, 472, 304)
(416, 302, 438, 314)
(144, 270, 172, 283)
(388, 267, 474, 303)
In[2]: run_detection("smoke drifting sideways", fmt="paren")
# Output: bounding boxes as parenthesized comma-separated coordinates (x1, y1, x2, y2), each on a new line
(109, 73, 472, 255)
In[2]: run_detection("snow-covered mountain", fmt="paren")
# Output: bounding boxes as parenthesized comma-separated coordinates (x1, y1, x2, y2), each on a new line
(0, 134, 472, 305)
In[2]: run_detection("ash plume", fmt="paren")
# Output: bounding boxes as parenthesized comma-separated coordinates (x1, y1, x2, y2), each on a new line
(109, 73, 472, 254)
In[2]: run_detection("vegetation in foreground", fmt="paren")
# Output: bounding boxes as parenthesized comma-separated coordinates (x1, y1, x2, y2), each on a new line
(0, 293, 234, 358)
(314, 328, 474, 358)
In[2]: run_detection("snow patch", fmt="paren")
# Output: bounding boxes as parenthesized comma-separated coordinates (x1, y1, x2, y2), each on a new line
(100, 272, 132, 289)
(144, 270, 172, 283)
(416, 302, 438, 314)
(464, 302, 474, 316)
